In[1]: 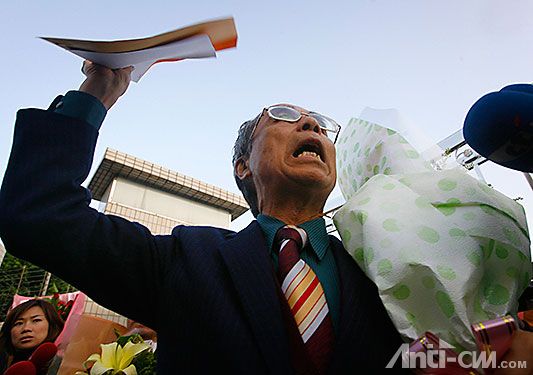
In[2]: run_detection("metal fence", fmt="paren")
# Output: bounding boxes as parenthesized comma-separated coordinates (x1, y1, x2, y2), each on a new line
(83, 298, 128, 326)
(0, 264, 78, 321)
(0, 255, 127, 325)
(0, 265, 127, 325)
(0, 261, 128, 326)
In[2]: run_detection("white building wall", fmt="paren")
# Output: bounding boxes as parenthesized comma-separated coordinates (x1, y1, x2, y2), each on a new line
(109, 177, 231, 228)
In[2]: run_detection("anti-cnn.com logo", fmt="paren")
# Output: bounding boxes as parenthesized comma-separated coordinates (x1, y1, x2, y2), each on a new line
(386, 339, 527, 370)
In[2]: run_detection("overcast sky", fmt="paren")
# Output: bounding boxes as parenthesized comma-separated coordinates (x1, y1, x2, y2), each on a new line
(0, 0, 531, 244)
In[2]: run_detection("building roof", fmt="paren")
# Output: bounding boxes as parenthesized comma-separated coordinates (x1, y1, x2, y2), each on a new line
(88, 148, 249, 220)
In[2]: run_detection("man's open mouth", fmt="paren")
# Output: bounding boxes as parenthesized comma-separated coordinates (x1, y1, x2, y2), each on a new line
(292, 140, 324, 162)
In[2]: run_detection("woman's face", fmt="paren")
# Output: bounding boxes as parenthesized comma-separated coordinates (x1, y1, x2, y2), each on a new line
(10, 306, 49, 351)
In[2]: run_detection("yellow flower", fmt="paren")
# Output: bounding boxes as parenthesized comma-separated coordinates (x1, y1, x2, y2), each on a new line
(76, 341, 151, 375)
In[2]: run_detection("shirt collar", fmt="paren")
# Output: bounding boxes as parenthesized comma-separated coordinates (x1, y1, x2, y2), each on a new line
(256, 214, 329, 260)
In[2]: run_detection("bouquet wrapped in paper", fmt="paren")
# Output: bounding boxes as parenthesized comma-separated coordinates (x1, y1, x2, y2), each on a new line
(333, 116, 531, 352)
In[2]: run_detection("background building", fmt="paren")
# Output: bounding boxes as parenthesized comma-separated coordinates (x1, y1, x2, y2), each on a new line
(89, 148, 248, 233)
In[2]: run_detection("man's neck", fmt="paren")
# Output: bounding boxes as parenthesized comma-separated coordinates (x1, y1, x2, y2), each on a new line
(260, 200, 325, 225)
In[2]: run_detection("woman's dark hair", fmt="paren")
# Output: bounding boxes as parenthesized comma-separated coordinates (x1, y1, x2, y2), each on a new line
(0, 299, 65, 357)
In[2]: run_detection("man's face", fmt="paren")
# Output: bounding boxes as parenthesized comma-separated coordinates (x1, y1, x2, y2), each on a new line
(243, 104, 337, 208)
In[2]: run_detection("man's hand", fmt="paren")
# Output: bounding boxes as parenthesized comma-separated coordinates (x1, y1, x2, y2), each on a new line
(79, 61, 133, 110)
(494, 329, 533, 374)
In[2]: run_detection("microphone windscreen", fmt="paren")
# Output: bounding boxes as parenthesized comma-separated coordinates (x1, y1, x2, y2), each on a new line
(28, 342, 57, 372)
(3, 361, 36, 375)
(463, 84, 533, 172)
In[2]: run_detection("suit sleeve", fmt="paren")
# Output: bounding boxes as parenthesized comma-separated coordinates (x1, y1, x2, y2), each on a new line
(0, 108, 175, 329)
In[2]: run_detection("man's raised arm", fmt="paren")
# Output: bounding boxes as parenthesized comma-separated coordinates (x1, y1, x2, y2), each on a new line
(0, 62, 172, 329)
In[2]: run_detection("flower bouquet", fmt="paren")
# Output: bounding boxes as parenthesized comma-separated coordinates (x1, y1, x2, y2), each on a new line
(76, 332, 156, 375)
(45, 292, 75, 321)
(333, 115, 531, 370)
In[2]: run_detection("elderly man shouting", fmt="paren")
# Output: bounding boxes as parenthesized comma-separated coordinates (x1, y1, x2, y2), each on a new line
(0, 62, 418, 373)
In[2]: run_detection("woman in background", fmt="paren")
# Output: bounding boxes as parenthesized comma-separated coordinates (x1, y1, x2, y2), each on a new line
(0, 299, 64, 373)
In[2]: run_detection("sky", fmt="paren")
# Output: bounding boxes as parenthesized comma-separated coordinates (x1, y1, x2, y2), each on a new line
(0, 0, 531, 243)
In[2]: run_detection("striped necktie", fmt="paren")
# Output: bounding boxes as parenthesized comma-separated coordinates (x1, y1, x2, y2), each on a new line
(275, 226, 334, 373)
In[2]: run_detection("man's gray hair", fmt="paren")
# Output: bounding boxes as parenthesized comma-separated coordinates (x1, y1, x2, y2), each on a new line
(232, 113, 262, 217)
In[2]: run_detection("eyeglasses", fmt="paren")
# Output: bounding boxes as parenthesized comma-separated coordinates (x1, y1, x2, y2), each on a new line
(252, 105, 342, 143)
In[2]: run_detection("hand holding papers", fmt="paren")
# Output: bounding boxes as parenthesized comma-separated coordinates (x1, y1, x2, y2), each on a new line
(41, 17, 238, 82)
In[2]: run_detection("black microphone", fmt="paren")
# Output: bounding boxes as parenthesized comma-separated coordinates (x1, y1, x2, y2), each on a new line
(463, 84, 533, 172)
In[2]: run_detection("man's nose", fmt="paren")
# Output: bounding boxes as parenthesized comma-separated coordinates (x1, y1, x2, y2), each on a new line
(300, 117, 321, 135)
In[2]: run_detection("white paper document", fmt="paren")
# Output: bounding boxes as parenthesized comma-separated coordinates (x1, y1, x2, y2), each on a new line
(40, 17, 237, 82)
(64, 34, 215, 82)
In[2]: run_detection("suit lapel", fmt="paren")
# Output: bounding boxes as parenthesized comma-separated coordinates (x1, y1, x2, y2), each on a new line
(328, 237, 368, 362)
(327, 237, 407, 371)
(219, 221, 291, 373)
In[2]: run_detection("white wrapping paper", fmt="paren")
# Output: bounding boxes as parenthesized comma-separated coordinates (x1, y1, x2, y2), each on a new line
(333, 117, 531, 351)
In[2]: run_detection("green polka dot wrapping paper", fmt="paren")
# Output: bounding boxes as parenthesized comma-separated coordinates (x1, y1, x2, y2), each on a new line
(333, 118, 531, 352)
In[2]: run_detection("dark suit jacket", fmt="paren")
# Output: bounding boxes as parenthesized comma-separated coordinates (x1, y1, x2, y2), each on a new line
(0, 107, 405, 373)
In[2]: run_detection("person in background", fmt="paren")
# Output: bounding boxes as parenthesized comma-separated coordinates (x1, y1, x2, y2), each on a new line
(0, 299, 64, 373)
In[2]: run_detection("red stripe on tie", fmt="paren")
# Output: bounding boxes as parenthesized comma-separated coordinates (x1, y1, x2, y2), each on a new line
(299, 292, 326, 332)
(285, 266, 311, 301)
(291, 276, 320, 314)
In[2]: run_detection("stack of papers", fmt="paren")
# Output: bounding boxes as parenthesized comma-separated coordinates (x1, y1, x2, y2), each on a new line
(41, 17, 237, 82)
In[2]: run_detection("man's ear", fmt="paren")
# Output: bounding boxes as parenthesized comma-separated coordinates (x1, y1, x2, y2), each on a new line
(235, 158, 251, 181)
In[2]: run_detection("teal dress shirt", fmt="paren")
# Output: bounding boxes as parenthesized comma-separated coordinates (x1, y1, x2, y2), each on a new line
(53, 90, 107, 129)
(257, 214, 340, 333)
